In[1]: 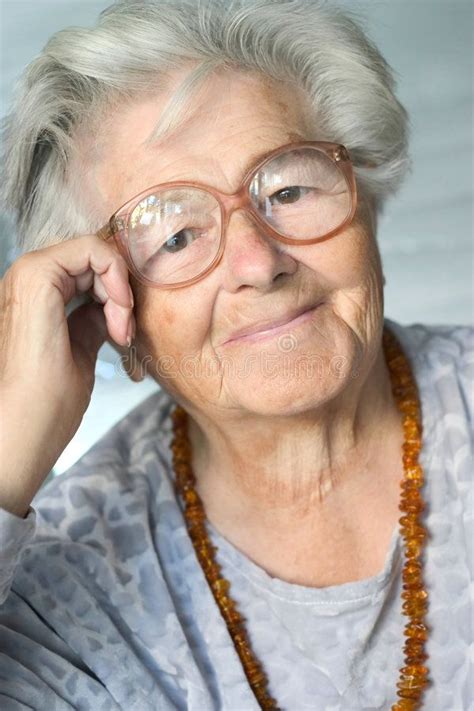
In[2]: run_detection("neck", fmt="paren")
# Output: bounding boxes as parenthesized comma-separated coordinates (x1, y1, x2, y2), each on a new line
(186, 342, 403, 533)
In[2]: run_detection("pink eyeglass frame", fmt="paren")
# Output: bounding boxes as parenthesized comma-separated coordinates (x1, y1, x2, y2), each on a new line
(96, 140, 357, 289)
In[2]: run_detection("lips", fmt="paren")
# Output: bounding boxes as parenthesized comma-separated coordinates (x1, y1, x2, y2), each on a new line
(221, 303, 321, 346)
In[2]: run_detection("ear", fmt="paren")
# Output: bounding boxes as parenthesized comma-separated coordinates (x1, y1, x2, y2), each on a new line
(106, 338, 146, 382)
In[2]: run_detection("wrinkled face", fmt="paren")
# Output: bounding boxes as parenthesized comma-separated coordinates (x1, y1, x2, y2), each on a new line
(95, 69, 384, 419)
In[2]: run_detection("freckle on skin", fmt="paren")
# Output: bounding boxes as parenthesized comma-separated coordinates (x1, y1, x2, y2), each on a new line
(162, 308, 175, 327)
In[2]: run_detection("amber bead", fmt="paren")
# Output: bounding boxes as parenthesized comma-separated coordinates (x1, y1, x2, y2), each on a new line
(403, 586, 425, 598)
(405, 466, 424, 482)
(392, 700, 419, 711)
(403, 560, 422, 574)
(400, 492, 424, 505)
(401, 480, 421, 491)
(183, 489, 199, 504)
(404, 657, 429, 669)
(400, 493, 422, 505)
(402, 589, 428, 602)
(397, 688, 423, 700)
(213, 578, 231, 595)
(400, 665, 429, 678)
(405, 622, 428, 641)
(401, 527, 426, 540)
(404, 540, 425, 559)
(402, 602, 428, 619)
(403, 638, 425, 652)
(187, 508, 205, 524)
(400, 490, 421, 502)
(400, 525, 426, 540)
(405, 663, 428, 676)
(400, 499, 425, 515)
(228, 622, 245, 636)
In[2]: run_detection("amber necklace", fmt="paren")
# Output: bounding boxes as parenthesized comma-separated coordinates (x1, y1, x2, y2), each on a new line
(171, 324, 430, 710)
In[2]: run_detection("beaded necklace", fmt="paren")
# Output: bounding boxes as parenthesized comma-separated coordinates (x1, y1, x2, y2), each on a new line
(170, 324, 430, 710)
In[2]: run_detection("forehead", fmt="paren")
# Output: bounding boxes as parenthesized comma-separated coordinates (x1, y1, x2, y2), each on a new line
(94, 70, 316, 213)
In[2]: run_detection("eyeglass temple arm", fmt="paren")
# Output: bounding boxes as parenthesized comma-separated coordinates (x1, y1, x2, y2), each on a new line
(96, 224, 113, 242)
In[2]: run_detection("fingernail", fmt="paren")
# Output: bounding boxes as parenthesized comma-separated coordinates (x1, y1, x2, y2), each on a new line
(129, 286, 134, 308)
(126, 320, 133, 347)
(129, 312, 136, 341)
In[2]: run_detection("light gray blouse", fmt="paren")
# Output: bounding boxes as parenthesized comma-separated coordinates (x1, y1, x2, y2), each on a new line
(0, 317, 472, 711)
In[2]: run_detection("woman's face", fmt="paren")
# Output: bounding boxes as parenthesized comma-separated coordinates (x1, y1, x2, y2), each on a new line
(95, 70, 384, 419)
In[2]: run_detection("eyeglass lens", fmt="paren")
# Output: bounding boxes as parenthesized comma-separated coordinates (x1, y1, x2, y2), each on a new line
(125, 147, 351, 285)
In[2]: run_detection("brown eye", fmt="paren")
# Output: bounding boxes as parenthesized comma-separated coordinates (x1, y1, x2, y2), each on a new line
(268, 186, 312, 205)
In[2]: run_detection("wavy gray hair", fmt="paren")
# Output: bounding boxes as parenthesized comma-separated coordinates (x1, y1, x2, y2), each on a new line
(1, 0, 410, 254)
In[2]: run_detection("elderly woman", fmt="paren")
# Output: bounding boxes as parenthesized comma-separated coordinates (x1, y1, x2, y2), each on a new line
(0, 1, 471, 709)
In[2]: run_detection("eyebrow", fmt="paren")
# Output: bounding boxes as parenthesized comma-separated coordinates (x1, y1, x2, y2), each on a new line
(239, 145, 279, 178)
(234, 132, 309, 178)
(131, 189, 213, 206)
(144, 131, 307, 186)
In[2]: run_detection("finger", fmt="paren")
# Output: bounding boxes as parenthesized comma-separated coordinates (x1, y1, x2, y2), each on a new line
(75, 270, 94, 294)
(91, 273, 109, 304)
(43, 234, 134, 310)
(102, 299, 134, 347)
(85, 273, 134, 347)
(43, 235, 134, 347)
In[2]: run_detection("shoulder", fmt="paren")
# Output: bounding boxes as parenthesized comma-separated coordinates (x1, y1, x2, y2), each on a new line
(385, 317, 473, 364)
(385, 318, 473, 427)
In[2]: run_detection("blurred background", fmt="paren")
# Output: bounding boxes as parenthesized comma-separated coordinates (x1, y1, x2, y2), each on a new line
(1, 0, 473, 479)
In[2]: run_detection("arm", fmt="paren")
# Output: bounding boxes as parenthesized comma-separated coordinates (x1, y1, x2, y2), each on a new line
(0, 505, 122, 710)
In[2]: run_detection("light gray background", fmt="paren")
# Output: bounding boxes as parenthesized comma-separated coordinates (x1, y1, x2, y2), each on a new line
(1, 0, 472, 473)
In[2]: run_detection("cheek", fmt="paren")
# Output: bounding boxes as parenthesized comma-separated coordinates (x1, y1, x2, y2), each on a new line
(290, 226, 376, 290)
(330, 219, 381, 284)
(131, 284, 177, 354)
(134, 285, 214, 358)
(160, 304, 176, 329)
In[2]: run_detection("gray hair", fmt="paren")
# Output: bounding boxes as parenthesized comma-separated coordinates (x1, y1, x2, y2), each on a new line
(1, 0, 410, 254)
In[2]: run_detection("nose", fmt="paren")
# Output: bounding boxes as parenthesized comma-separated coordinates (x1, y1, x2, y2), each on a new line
(220, 207, 298, 292)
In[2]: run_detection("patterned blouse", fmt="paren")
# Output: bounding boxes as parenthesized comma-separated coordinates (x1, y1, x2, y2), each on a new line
(0, 317, 472, 710)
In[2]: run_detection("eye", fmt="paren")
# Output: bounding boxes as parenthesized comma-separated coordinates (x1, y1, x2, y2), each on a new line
(268, 186, 314, 205)
(161, 228, 204, 254)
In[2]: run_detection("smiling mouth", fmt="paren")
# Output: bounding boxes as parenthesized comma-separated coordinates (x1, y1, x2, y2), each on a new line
(222, 303, 323, 346)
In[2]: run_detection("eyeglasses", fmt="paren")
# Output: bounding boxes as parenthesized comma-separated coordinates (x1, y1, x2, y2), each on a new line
(96, 140, 357, 289)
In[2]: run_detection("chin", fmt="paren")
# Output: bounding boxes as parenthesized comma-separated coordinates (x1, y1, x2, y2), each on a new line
(221, 356, 353, 417)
